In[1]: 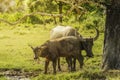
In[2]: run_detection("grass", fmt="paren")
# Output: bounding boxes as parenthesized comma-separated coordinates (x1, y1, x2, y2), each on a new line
(0, 76, 6, 80)
(0, 24, 49, 70)
(0, 23, 120, 80)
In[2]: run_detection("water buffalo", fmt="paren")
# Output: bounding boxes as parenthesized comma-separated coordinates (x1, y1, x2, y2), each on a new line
(50, 26, 82, 39)
(50, 25, 99, 56)
(30, 36, 84, 74)
(50, 25, 99, 71)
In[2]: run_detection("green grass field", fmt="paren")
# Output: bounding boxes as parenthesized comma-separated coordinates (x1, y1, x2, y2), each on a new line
(0, 24, 120, 80)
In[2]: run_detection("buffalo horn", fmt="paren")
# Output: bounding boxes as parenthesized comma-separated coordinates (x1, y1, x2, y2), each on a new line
(93, 28, 99, 41)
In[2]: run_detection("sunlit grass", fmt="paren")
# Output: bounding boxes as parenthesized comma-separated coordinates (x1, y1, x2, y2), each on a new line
(0, 24, 50, 71)
(0, 76, 7, 80)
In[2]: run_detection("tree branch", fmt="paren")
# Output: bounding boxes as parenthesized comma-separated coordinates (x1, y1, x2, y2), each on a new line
(55, 0, 71, 4)
(0, 12, 63, 25)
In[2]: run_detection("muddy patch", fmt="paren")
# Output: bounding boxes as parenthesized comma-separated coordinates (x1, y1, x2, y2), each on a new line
(0, 69, 42, 80)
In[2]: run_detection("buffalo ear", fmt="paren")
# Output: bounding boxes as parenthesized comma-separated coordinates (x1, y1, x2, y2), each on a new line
(41, 46, 48, 49)
(28, 44, 34, 50)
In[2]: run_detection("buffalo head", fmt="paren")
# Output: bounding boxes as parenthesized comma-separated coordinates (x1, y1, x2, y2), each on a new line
(81, 28, 99, 57)
(81, 38, 94, 57)
(29, 45, 49, 60)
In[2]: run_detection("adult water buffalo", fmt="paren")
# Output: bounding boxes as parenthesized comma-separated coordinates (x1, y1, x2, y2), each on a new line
(30, 36, 84, 74)
(50, 25, 99, 56)
(50, 26, 82, 39)
(50, 25, 99, 71)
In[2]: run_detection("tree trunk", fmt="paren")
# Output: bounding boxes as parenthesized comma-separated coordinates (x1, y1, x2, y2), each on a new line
(102, 0, 120, 71)
(59, 1, 63, 23)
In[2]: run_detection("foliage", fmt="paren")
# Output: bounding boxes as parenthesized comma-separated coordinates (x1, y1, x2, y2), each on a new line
(0, 0, 16, 12)
(0, 12, 23, 22)
(27, 0, 57, 13)
(0, 0, 105, 30)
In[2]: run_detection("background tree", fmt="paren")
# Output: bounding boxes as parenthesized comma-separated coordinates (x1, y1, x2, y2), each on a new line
(102, 0, 120, 71)
(0, 0, 16, 12)
(0, 0, 105, 30)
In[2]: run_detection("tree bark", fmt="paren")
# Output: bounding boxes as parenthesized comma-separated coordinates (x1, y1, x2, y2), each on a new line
(102, 0, 120, 71)
(58, 1, 63, 23)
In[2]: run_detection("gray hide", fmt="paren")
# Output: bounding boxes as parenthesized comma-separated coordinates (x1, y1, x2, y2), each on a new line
(50, 26, 82, 40)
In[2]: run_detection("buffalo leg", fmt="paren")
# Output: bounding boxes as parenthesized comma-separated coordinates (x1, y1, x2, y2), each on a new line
(76, 54, 84, 69)
(66, 57, 72, 72)
(79, 54, 84, 68)
(58, 58, 61, 71)
(72, 57, 76, 71)
(66, 57, 70, 71)
(52, 59, 57, 74)
(44, 60, 49, 74)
